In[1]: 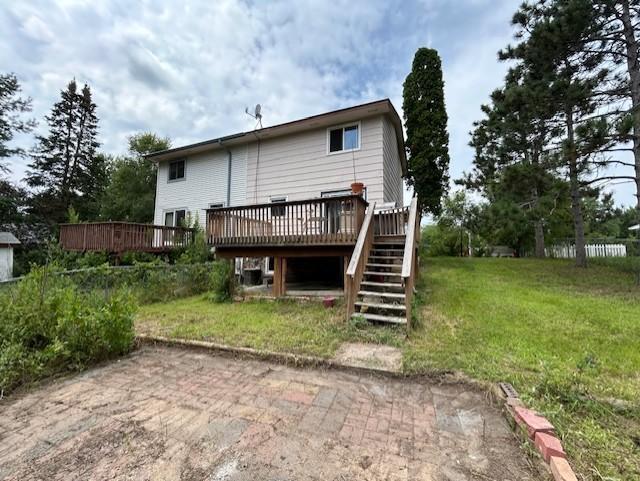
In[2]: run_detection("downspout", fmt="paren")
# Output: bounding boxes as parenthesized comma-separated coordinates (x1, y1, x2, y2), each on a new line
(226, 149, 232, 207)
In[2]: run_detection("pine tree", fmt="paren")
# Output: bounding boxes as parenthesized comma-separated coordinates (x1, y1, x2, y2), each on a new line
(593, 0, 640, 229)
(466, 68, 565, 257)
(402, 48, 450, 215)
(0, 73, 36, 174)
(26, 80, 103, 224)
(503, 0, 613, 267)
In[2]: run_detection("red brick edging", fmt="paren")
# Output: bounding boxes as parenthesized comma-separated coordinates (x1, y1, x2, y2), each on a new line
(498, 387, 578, 481)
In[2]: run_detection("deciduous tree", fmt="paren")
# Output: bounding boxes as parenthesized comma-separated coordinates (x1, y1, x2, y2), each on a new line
(99, 132, 170, 223)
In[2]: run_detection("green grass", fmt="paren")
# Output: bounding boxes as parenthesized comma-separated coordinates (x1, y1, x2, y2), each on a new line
(136, 258, 640, 480)
(406, 258, 640, 481)
(136, 296, 404, 358)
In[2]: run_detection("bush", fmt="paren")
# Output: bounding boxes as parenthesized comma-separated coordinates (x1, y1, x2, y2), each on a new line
(119, 251, 159, 265)
(61, 263, 213, 304)
(178, 216, 212, 264)
(209, 260, 236, 303)
(0, 265, 137, 394)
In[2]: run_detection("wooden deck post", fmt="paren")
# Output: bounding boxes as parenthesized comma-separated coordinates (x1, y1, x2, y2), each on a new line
(273, 257, 287, 297)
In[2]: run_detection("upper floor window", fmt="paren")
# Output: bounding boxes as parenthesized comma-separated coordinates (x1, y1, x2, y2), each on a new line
(168, 160, 185, 181)
(328, 123, 360, 154)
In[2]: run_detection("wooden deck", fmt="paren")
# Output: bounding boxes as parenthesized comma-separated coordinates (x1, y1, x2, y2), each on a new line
(206, 195, 368, 247)
(59, 222, 195, 254)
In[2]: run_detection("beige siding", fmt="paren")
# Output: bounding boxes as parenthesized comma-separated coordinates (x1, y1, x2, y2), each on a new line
(246, 116, 385, 204)
(382, 116, 404, 207)
(154, 145, 247, 225)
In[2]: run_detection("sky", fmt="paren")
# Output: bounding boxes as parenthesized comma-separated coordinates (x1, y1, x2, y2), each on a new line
(2, 0, 636, 207)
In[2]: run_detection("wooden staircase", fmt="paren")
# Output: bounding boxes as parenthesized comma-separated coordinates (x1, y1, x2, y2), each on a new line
(355, 236, 407, 324)
(345, 197, 420, 328)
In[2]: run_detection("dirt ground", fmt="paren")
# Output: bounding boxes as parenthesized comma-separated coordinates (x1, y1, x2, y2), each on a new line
(0, 346, 542, 480)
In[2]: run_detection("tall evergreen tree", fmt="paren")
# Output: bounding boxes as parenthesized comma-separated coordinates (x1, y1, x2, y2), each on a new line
(504, 0, 614, 267)
(0, 73, 36, 174)
(402, 48, 450, 215)
(593, 0, 640, 226)
(26, 80, 103, 224)
(466, 69, 565, 257)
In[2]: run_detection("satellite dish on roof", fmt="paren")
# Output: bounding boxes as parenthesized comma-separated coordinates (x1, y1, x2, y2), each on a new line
(245, 103, 263, 129)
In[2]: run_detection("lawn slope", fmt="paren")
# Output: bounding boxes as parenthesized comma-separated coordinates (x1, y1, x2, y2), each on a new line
(406, 258, 640, 481)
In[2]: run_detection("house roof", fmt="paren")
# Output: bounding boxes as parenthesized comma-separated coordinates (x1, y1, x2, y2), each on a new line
(0, 232, 20, 246)
(145, 99, 407, 175)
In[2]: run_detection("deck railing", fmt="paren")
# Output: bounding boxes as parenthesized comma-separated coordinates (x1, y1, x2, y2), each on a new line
(59, 222, 195, 253)
(401, 197, 420, 328)
(207, 195, 368, 246)
(374, 206, 409, 236)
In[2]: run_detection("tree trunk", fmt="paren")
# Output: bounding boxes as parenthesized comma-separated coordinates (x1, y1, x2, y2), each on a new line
(534, 220, 546, 258)
(620, 0, 640, 228)
(531, 185, 546, 258)
(566, 108, 587, 268)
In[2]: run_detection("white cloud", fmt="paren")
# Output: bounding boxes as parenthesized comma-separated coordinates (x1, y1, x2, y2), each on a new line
(0, 0, 635, 207)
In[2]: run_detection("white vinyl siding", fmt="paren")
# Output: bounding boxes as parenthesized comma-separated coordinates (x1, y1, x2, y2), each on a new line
(246, 116, 385, 204)
(154, 145, 247, 226)
(382, 116, 403, 207)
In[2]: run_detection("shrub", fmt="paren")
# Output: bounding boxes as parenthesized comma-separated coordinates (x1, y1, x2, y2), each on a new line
(119, 251, 159, 265)
(178, 216, 212, 264)
(0, 265, 137, 394)
(209, 260, 236, 303)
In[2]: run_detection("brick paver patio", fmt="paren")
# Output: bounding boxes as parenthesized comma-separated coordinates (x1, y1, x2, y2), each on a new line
(0, 346, 540, 480)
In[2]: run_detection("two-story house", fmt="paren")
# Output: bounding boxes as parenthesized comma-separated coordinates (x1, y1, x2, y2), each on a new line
(59, 99, 420, 325)
(149, 99, 406, 228)
(145, 98, 420, 325)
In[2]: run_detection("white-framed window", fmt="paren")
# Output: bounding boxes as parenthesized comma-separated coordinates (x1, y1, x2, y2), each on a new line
(327, 122, 360, 154)
(164, 208, 187, 227)
(270, 196, 287, 217)
(168, 159, 186, 181)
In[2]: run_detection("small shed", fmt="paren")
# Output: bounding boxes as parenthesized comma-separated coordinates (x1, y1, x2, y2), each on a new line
(0, 232, 21, 281)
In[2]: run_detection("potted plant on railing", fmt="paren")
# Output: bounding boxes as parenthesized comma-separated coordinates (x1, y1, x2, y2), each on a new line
(351, 182, 364, 195)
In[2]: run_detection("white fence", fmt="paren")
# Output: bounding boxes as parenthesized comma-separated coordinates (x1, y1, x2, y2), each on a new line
(546, 243, 627, 259)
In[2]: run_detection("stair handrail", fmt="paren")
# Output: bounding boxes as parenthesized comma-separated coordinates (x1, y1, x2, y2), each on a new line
(401, 196, 419, 327)
(345, 201, 376, 320)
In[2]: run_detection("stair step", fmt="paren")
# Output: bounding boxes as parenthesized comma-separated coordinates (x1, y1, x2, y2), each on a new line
(364, 271, 402, 277)
(358, 290, 406, 299)
(366, 263, 402, 269)
(361, 281, 403, 289)
(371, 249, 405, 254)
(352, 312, 407, 325)
(355, 301, 406, 311)
(374, 236, 406, 242)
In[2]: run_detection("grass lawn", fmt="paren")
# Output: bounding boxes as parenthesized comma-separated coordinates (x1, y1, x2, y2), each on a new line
(407, 258, 640, 481)
(136, 296, 405, 358)
(137, 257, 640, 480)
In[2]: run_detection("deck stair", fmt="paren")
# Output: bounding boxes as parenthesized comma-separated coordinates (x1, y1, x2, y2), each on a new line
(352, 235, 407, 325)
(345, 197, 419, 328)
